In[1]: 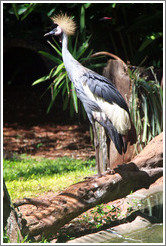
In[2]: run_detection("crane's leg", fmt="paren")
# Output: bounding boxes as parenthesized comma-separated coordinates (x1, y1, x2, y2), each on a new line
(105, 134, 114, 175)
(92, 123, 101, 177)
(106, 134, 110, 169)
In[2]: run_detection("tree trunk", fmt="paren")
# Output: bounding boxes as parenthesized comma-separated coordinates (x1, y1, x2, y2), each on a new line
(15, 132, 163, 241)
(3, 180, 23, 243)
(96, 59, 137, 172)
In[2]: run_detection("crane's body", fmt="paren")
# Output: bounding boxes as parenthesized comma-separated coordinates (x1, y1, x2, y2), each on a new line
(45, 14, 131, 176)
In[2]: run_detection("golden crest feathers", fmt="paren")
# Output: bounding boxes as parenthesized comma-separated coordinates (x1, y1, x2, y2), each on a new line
(51, 13, 76, 36)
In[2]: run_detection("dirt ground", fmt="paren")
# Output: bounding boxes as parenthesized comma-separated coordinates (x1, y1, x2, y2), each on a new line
(3, 85, 95, 160)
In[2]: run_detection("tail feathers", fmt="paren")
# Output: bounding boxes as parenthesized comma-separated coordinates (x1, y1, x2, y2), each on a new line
(106, 123, 123, 155)
(98, 119, 126, 155)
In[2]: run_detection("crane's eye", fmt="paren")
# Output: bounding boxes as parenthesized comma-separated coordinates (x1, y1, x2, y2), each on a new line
(51, 24, 58, 29)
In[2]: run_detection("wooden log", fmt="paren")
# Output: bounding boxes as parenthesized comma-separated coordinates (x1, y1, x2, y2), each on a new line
(19, 133, 163, 240)
(3, 180, 23, 243)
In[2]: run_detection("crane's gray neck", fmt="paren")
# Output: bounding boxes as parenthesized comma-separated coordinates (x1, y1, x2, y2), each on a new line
(62, 33, 75, 64)
(61, 32, 68, 53)
(61, 32, 80, 82)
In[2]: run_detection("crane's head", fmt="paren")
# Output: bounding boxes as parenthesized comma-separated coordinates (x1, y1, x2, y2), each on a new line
(44, 13, 76, 38)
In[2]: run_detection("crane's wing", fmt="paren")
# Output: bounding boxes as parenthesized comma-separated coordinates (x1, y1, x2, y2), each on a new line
(81, 70, 129, 113)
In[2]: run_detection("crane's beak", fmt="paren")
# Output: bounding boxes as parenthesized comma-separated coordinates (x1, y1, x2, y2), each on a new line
(44, 30, 55, 37)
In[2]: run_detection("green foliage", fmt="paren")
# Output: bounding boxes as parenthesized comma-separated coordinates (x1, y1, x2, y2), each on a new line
(129, 67, 163, 150)
(3, 228, 51, 243)
(3, 230, 10, 243)
(138, 32, 162, 52)
(105, 3, 163, 67)
(4, 3, 163, 66)
(11, 3, 38, 20)
(79, 203, 122, 230)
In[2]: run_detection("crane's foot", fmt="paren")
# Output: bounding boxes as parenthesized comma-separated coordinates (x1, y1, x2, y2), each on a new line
(84, 168, 116, 180)
(103, 168, 115, 175)
(84, 172, 103, 180)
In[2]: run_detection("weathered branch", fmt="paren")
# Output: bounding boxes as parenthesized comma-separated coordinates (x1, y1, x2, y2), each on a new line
(91, 51, 126, 65)
(14, 198, 51, 208)
(19, 133, 162, 240)
(3, 180, 23, 243)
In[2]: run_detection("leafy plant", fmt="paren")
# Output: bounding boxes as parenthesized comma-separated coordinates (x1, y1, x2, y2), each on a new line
(4, 3, 163, 68)
(106, 3, 163, 67)
(11, 3, 38, 20)
(3, 228, 50, 243)
(129, 66, 163, 150)
(89, 203, 122, 229)
(3, 229, 10, 243)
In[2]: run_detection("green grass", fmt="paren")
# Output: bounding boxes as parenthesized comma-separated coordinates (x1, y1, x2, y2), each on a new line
(3, 155, 96, 200)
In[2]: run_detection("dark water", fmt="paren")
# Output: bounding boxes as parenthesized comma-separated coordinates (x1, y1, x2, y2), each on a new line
(105, 224, 163, 243)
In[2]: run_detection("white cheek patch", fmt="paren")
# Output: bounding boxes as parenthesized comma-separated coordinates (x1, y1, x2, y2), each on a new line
(55, 26, 62, 35)
(83, 82, 131, 135)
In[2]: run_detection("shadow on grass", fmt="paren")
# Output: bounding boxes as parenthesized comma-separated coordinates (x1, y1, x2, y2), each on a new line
(3, 156, 96, 181)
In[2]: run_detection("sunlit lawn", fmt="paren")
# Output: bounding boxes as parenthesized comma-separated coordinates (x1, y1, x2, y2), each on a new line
(3, 155, 96, 200)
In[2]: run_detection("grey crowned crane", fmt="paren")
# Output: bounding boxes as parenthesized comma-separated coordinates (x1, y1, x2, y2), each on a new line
(44, 13, 131, 177)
